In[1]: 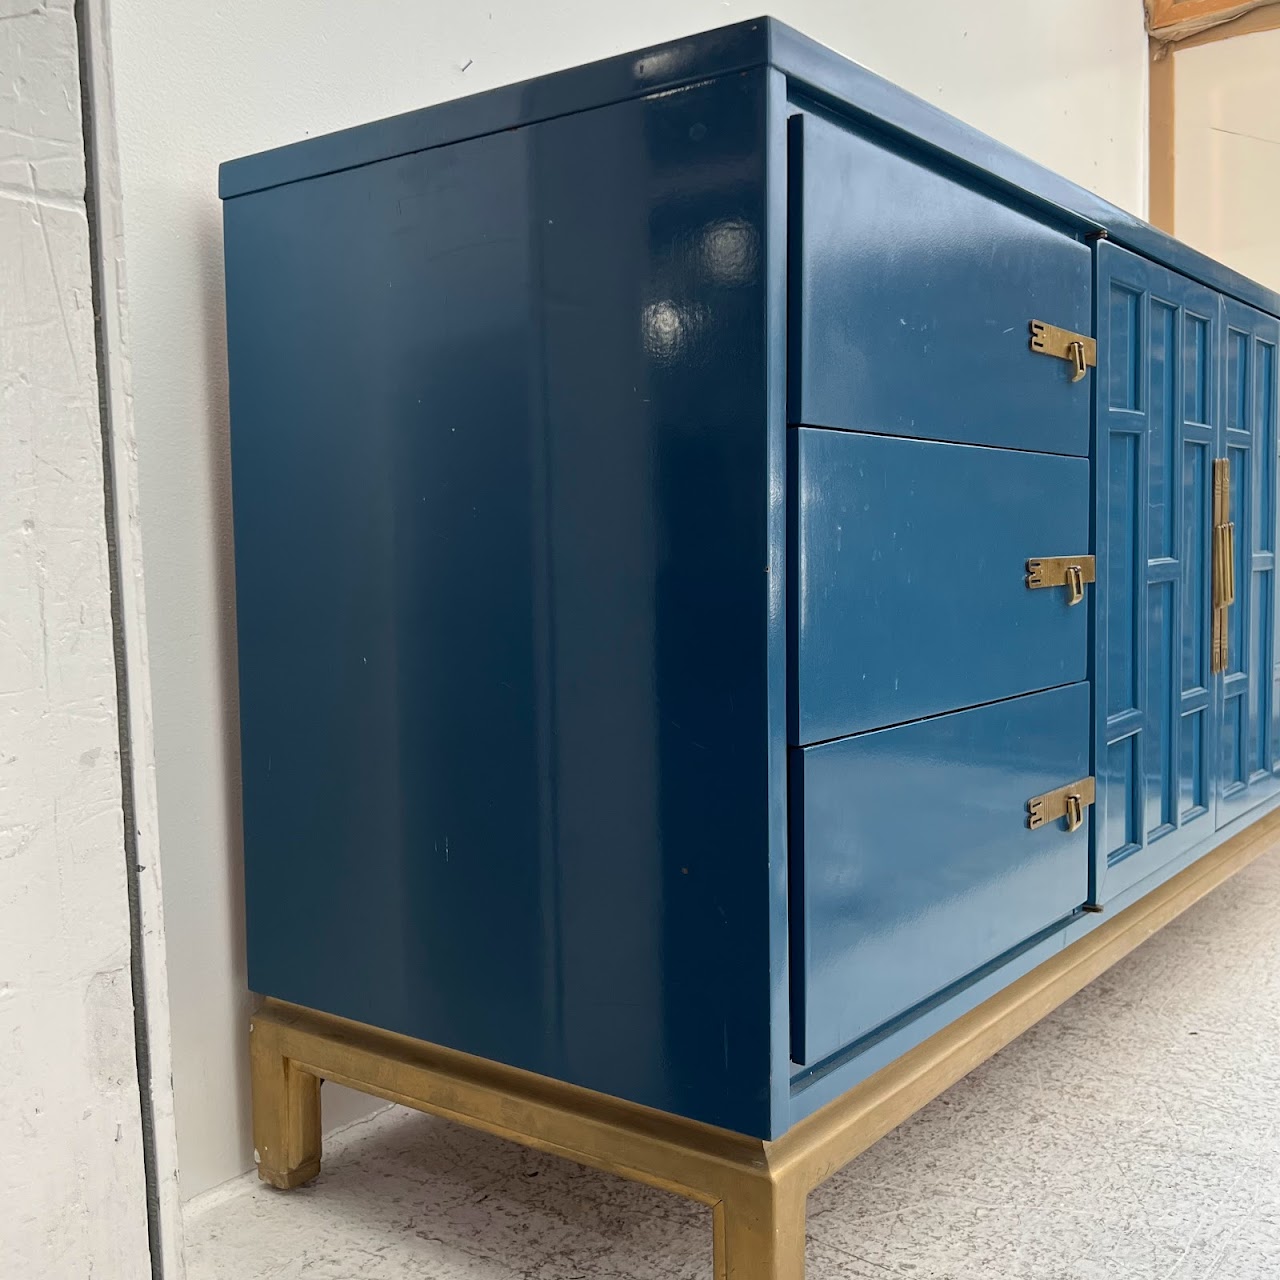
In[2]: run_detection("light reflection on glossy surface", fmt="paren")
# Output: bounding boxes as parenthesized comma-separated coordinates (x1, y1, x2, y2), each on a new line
(699, 217, 758, 286)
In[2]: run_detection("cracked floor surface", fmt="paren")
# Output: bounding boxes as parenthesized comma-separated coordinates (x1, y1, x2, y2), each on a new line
(185, 848, 1280, 1279)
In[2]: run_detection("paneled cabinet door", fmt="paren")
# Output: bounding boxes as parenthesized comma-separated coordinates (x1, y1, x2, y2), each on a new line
(1216, 298, 1280, 826)
(1095, 244, 1218, 903)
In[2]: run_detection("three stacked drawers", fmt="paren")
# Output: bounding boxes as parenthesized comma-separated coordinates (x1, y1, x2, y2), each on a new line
(788, 113, 1098, 1065)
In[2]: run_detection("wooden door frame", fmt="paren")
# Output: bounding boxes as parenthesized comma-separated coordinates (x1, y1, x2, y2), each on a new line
(1148, 1, 1280, 232)
(1150, 0, 1280, 40)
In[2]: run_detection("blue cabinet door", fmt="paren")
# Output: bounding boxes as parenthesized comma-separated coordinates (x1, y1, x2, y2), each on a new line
(1095, 243, 1218, 902)
(1216, 298, 1280, 825)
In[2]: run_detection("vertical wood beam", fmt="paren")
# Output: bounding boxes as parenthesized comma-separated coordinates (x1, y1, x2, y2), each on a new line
(1149, 40, 1177, 233)
(1148, 0, 1280, 40)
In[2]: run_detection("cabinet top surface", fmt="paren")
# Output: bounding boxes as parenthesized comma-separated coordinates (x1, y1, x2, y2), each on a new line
(218, 15, 1280, 319)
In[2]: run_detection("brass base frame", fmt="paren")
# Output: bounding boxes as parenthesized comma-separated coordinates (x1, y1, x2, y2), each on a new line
(251, 807, 1280, 1279)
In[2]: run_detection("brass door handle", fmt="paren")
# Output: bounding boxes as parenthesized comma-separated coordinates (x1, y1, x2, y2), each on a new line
(1223, 521, 1236, 606)
(1211, 459, 1234, 673)
(1213, 523, 1235, 607)
(1218, 522, 1228, 606)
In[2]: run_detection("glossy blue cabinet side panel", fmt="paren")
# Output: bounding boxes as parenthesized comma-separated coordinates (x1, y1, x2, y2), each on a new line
(794, 429, 1089, 742)
(1095, 243, 1218, 902)
(1217, 297, 1280, 824)
(792, 682, 1090, 1067)
(224, 71, 785, 1138)
(789, 111, 1092, 455)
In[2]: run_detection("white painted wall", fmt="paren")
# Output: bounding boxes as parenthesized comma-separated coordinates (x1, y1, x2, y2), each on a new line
(0, 2, 152, 1274)
(102, 0, 1150, 1199)
(1174, 27, 1280, 294)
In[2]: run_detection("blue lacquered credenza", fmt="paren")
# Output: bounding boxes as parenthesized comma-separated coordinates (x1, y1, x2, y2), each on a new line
(221, 18, 1280, 1276)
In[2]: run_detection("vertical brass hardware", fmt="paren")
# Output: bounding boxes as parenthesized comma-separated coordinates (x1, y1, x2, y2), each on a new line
(1027, 776, 1096, 832)
(1064, 793, 1084, 833)
(1029, 320, 1097, 382)
(1026, 555, 1095, 604)
(1211, 457, 1234, 675)
(1213, 523, 1236, 608)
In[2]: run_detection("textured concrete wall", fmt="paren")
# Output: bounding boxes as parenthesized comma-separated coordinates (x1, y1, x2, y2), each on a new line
(0, 1, 152, 1274)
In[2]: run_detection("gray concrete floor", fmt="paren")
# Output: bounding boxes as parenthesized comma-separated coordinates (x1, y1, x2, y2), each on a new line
(185, 849, 1280, 1278)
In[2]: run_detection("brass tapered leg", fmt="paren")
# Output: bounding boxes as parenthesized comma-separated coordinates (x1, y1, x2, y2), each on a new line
(713, 1168, 807, 1280)
(250, 1015, 322, 1189)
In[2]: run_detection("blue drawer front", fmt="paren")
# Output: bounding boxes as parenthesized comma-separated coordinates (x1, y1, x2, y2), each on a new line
(790, 112, 1092, 455)
(795, 428, 1090, 744)
(792, 683, 1090, 1066)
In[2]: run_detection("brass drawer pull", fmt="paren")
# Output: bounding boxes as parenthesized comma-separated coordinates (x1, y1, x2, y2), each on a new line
(1029, 320, 1097, 382)
(1027, 776, 1095, 832)
(1026, 555, 1095, 605)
